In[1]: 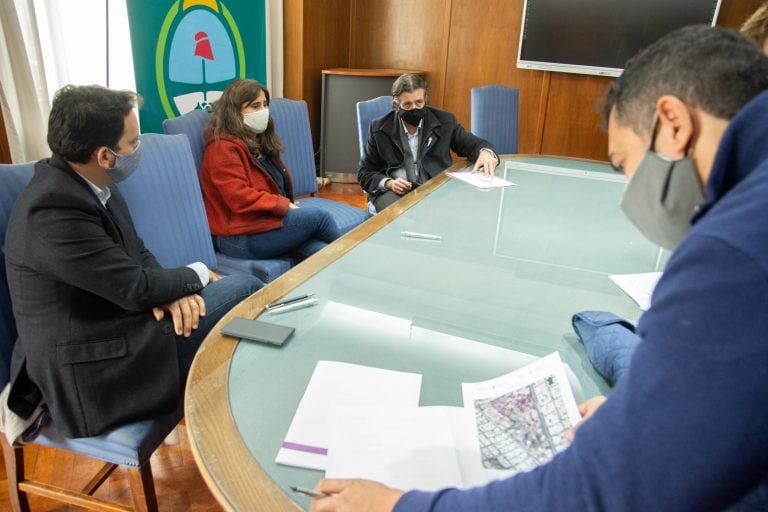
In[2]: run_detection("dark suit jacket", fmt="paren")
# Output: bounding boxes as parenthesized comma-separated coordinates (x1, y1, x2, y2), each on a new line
(4, 155, 203, 438)
(357, 106, 496, 198)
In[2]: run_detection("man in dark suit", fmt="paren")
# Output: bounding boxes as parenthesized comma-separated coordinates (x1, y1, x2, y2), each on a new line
(357, 74, 499, 212)
(4, 85, 262, 438)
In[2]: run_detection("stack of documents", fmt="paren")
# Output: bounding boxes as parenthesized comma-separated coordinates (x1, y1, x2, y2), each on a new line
(277, 354, 580, 491)
(275, 361, 422, 470)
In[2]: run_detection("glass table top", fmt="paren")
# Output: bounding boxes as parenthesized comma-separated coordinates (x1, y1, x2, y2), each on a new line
(218, 156, 665, 509)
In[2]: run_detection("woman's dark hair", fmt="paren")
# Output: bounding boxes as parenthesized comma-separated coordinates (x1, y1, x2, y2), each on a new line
(47, 85, 138, 163)
(209, 78, 283, 157)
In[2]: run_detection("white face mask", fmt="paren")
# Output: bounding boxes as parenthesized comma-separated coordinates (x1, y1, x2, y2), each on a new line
(243, 108, 269, 134)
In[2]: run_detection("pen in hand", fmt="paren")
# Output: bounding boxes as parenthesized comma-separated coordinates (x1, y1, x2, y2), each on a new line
(290, 485, 329, 498)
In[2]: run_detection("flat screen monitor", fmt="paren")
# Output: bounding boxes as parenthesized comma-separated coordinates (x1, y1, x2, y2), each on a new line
(517, 0, 722, 77)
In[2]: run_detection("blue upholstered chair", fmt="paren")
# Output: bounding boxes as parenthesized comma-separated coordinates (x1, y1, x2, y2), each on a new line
(356, 95, 393, 215)
(470, 85, 519, 155)
(162, 110, 292, 282)
(164, 103, 369, 267)
(269, 98, 370, 233)
(117, 133, 217, 270)
(356, 95, 392, 158)
(161, 108, 210, 171)
(0, 161, 180, 512)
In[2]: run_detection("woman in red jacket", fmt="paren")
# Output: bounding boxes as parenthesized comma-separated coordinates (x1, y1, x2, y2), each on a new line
(200, 78, 341, 260)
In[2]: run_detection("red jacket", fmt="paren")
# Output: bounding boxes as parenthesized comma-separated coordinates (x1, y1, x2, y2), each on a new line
(200, 134, 294, 236)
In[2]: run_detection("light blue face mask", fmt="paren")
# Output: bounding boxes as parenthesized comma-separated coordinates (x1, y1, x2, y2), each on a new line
(107, 140, 142, 183)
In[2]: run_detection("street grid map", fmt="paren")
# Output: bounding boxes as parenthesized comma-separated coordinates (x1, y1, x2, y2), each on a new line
(474, 375, 572, 471)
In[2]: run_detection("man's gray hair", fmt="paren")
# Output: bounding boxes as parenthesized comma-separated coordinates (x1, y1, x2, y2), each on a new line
(391, 74, 428, 108)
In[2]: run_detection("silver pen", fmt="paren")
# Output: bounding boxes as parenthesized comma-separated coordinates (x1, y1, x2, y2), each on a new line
(401, 231, 442, 241)
(265, 293, 315, 311)
(266, 297, 319, 314)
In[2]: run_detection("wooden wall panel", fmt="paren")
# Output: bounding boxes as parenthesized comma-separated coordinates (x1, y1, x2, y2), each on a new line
(443, 0, 549, 155)
(283, 0, 351, 150)
(349, 0, 452, 107)
(284, 0, 765, 161)
(283, 0, 303, 100)
(539, 73, 611, 160)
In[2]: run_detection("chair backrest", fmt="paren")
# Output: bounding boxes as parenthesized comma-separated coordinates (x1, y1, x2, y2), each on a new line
(0, 163, 34, 388)
(470, 85, 519, 155)
(269, 98, 318, 197)
(162, 108, 212, 171)
(356, 95, 392, 158)
(117, 133, 217, 269)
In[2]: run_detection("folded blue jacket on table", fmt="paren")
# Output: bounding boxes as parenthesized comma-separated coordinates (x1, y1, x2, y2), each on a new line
(571, 310, 640, 387)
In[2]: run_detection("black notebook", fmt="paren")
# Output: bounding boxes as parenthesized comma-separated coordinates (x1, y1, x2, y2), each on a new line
(221, 317, 295, 346)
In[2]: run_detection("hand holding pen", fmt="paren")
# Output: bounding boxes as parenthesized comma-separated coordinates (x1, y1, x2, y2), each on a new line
(304, 479, 404, 512)
(291, 485, 328, 498)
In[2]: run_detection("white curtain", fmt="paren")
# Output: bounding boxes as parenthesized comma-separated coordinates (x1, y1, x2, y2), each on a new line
(0, 0, 55, 162)
(266, 0, 284, 98)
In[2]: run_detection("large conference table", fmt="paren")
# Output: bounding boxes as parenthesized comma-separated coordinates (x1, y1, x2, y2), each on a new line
(185, 155, 665, 511)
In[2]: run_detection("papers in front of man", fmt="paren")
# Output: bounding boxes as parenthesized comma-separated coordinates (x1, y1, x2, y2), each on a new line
(609, 271, 663, 311)
(275, 361, 422, 471)
(324, 353, 580, 491)
(447, 169, 516, 189)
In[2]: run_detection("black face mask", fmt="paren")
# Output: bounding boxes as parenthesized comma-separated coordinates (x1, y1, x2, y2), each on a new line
(399, 107, 425, 126)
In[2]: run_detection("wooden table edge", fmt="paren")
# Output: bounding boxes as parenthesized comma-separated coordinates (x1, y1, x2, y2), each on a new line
(183, 154, 609, 509)
(184, 162, 470, 511)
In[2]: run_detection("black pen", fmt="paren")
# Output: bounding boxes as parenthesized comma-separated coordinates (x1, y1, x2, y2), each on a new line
(290, 485, 329, 498)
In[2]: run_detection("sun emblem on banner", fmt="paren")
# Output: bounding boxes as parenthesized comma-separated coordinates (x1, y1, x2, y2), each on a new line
(156, 0, 245, 118)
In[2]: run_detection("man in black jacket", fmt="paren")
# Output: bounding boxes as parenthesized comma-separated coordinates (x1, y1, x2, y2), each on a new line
(358, 74, 498, 211)
(4, 85, 262, 438)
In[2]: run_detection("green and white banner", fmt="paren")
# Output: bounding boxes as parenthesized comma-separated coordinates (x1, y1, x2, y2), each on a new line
(126, 0, 267, 133)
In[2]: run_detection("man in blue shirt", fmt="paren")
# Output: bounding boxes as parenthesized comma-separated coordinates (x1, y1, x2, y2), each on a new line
(310, 26, 768, 512)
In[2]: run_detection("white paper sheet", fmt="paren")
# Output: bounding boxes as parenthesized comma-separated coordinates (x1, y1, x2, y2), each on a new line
(326, 406, 469, 491)
(324, 353, 579, 491)
(609, 271, 663, 311)
(447, 170, 516, 189)
(275, 361, 422, 470)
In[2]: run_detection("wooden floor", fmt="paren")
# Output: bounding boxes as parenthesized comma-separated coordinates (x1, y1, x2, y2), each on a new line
(0, 182, 366, 511)
(312, 179, 367, 210)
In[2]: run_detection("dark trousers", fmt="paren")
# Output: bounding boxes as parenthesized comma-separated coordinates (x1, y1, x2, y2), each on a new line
(175, 274, 263, 387)
(372, 190, 408, 212)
